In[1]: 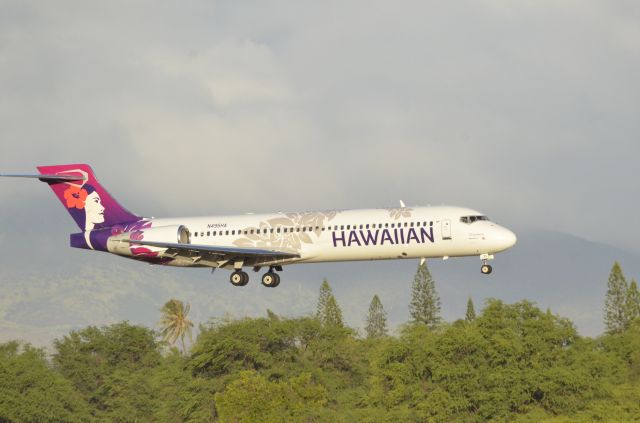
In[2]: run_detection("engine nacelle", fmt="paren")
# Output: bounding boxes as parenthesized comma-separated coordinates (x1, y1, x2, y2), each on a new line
(107, 224, 190, 257)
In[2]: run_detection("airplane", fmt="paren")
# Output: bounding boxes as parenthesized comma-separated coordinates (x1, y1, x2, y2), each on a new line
(1, 164, 517, 287)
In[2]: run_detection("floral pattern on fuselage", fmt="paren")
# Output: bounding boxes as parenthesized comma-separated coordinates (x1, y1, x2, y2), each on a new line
(386, 207, 413, 220)
(232, 211, 339, 251)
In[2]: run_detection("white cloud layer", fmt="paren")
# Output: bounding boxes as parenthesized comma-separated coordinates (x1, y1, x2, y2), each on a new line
(2, 1, 638, 248)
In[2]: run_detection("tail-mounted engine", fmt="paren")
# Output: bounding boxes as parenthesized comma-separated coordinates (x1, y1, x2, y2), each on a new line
(107, 224, 190, 257)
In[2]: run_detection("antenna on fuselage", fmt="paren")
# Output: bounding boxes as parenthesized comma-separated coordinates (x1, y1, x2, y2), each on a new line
(399, 200, 406, 208)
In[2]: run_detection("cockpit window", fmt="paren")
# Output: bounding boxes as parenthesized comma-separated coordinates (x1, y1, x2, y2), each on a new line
(460, 215, 489, 224)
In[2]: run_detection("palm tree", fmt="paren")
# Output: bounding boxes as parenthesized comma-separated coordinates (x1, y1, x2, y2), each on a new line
(159, 299, 194, 354)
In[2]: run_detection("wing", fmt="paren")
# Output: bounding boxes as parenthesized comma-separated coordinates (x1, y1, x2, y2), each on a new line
(122, 239, 300, 263)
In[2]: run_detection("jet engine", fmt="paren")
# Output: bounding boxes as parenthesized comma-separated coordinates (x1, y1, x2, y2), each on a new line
(107, 224, 190, 257)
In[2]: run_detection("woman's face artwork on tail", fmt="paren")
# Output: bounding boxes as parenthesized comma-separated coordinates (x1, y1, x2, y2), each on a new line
(63, 183, 104, 232)
(84, 190, 105, 226)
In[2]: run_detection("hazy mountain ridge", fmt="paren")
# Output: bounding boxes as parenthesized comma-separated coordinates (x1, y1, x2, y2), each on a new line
(0, 226, 638, 347)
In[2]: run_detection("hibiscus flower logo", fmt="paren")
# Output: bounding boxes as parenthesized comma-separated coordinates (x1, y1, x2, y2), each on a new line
(63, 186, 88, 209)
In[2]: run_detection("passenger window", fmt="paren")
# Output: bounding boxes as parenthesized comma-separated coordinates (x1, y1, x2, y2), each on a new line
(225, 230, 229, 235)
(232, 230, 235, 235)
(213, 231, 216, 236)
(366, 224, 370, 229)
(194, 232, 198, 237)
(404, 222, 408, 227)
(410, 222, 414, 227)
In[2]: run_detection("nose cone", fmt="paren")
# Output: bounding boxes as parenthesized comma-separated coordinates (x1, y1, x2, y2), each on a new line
(494, 226, 517, 252)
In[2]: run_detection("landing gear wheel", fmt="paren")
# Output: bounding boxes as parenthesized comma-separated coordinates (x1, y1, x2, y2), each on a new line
(261, 272, 280, 288)
(230, 271, 249, 286)
(481, 265, 493, 275)
(272, 273, 280, 288)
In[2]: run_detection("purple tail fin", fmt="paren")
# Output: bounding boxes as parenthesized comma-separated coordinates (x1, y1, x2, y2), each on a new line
(37, 164, 140, 231)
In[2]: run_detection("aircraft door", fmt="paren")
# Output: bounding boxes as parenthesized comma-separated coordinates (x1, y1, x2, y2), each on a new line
(441, 219, 452, 240)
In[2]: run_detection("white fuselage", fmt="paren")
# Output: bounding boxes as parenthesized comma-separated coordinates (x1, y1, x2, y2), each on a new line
(142, 206, 516, 269)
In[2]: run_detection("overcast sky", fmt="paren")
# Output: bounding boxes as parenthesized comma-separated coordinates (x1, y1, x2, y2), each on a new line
(1, 1, 639, 249)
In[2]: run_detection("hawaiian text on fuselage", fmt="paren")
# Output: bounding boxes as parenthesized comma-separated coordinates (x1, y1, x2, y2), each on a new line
(332, 224, 435, 248)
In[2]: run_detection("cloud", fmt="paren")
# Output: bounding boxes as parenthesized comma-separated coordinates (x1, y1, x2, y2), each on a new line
(2, 1, 637, 247)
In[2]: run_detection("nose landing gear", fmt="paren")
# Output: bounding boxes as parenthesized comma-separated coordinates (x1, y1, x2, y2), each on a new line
(480, 253, 494, 275)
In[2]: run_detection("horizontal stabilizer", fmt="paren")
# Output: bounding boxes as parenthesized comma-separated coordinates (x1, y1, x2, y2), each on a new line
(0, 173, 85, 183)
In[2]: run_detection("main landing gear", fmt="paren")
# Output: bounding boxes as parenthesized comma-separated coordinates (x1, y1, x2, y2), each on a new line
(480, 253, 494, 275)
(261, 270, 280, 288)
(229, 267, 281, 288)
(230, 270, 249, 286)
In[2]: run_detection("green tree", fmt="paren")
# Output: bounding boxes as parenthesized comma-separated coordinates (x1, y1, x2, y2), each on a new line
(465, 297, 476, 322)
(0, 342, 91, 422)
(316, 279, 332, 320)
(409, 262, 441, 327)
(365, 294, 388, 338)
(214, 370, 327, 422)
(371, 300, 615, 421)
(326, 296, 344, 327)
(150, 350, 216, 422)
(52, 322, 161, 420)
(317, 279, 344, 327)
(159, 298, 194, 354)
(626, 279, 640, 324)
(605, 262, 629, 333)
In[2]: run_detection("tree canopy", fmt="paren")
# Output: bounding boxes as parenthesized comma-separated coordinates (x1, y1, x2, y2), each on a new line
(365, 294, 388, 338)
(2, 262, 640, 421)
(316, 279, 344, 327)
(409, 262, 441, 327)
